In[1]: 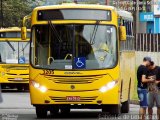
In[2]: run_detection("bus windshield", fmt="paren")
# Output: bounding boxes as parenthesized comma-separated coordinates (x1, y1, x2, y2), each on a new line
(0, 41, 30, 64)
(31, 24, 117, 70)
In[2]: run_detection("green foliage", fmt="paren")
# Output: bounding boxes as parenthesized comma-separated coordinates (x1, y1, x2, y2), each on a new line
(0, 0, 104, 27)
(0, 0, 44, 27)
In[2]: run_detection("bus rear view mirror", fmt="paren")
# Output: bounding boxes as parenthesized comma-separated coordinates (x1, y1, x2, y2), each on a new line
(119, 26, 126, 41)
(21, 27, 27, 40)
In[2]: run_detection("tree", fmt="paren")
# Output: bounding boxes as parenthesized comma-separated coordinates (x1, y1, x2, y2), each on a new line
(0, 0, 44, 27)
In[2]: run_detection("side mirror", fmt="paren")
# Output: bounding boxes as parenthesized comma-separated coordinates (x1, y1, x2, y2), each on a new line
(21, 27, 27, 40)
(119, 26, 126, 41)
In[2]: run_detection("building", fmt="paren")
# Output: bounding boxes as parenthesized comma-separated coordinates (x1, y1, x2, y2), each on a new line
(110, 0, 160, 34)
(138, 0, 160, 33)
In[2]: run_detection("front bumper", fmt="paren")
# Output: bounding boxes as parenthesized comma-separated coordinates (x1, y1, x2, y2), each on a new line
(30, 85, 120, 105)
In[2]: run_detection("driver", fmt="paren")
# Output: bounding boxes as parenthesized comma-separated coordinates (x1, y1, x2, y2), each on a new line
(75, 25, 93, 57)
(91, 42, 109, 60)
(86, 26, 114, 68)
(92, 43, 109, 53)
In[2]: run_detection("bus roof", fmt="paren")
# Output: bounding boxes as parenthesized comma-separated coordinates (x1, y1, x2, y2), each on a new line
(117, 10, 133, 21)
(33, 4, 116, 11)
(0, 27, 30, 32)
(32, 4, 133, 23)
(0, 27, 30, 41)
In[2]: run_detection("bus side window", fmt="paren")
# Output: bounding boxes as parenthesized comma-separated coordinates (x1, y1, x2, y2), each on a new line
(131, 22, 133, 36)
(126, 21, 129, 36)
(129, 21, 132, 36)
(118, 19, 121, 26)
(123, 20, 127, 35)
(0, 54, 1, 62)
(128, 22, 130, 35)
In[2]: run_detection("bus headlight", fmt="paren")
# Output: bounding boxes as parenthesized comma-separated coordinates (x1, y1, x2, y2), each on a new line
(99, 81, 118, 93)
(39, 86, 47, 93)
(1, 72, 5, 76)
(33, 82, 40, 88)
(31, 81, 47, 93)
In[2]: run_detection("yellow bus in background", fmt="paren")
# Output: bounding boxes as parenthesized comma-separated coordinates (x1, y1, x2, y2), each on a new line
(0, 27, 30, 90)
(22, 4, 135, 118)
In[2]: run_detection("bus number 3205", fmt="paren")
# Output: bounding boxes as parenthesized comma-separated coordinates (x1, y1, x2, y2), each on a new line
(43, 70, 54, 75)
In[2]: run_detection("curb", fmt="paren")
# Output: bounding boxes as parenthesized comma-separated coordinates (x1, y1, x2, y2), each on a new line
(130, 100, 139, 105)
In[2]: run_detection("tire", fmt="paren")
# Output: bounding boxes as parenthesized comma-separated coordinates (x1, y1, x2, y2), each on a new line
(109, 105, 121, 116)
(1, 84, 6, 89)
(50, 107, 59, 116)
(36, 106, 47, 118)
(121, 100, 129, 113)
(17, 86, 23, 91)
(102, 105, 109, 113)
(24, 85, 29, 91)
(60, 107, 70, 115)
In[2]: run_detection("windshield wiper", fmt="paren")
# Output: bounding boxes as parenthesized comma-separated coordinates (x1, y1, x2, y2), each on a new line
(22, 42, 29, 52)
(90, 20, 101, 45)
(6, 40, 15, 52)
(48, 21, 62, 43)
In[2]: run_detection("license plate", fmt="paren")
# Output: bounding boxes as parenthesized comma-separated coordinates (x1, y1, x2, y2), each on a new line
(66, 96, 80, 101)
(14, 78, 23, 80)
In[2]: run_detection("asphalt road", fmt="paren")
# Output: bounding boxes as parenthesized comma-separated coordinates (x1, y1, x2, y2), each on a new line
(0, 91, 158, 120)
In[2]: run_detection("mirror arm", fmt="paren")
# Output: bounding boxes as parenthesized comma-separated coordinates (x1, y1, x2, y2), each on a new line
(22, 15, 31, 27)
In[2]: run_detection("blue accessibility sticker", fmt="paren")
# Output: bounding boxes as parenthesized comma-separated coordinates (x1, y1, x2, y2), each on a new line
(74, 57, 86, 69)
(19, 57, 26, 64)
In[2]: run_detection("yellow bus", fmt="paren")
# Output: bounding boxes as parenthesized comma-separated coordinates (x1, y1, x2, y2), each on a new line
(22, 3, 135, 118)
(0, 27, 30, 90)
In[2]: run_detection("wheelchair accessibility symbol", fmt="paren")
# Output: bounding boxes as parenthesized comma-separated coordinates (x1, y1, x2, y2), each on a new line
(74, 57, 86, 69)
(19, 57, 26, 64)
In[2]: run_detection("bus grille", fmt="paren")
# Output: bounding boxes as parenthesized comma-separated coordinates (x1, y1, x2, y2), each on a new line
(19, 73, 29, 75)
(6, 73, 17, 75)
(45, 75, 104, 84)
(6, 73, 29, 76)
(49, 96, 98, 102)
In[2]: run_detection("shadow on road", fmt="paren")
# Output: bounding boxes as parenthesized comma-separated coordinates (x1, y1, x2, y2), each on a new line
(1, 89, 29, 93)
(48, 111, 103, 119)
(17, 111, 112, 120)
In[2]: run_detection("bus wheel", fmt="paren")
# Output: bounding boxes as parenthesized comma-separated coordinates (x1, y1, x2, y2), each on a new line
(17, 86, 23, 91)
(36, 106, 47, 118)
(50, 107, 59, 116)
(24, 85, 29, 91)
(121, 101, 129, 113)
(60, 107, 70, 115)
(1, 84, 6, 89)
(102, 105, 109, 113)
(108, 105, 121, 116)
